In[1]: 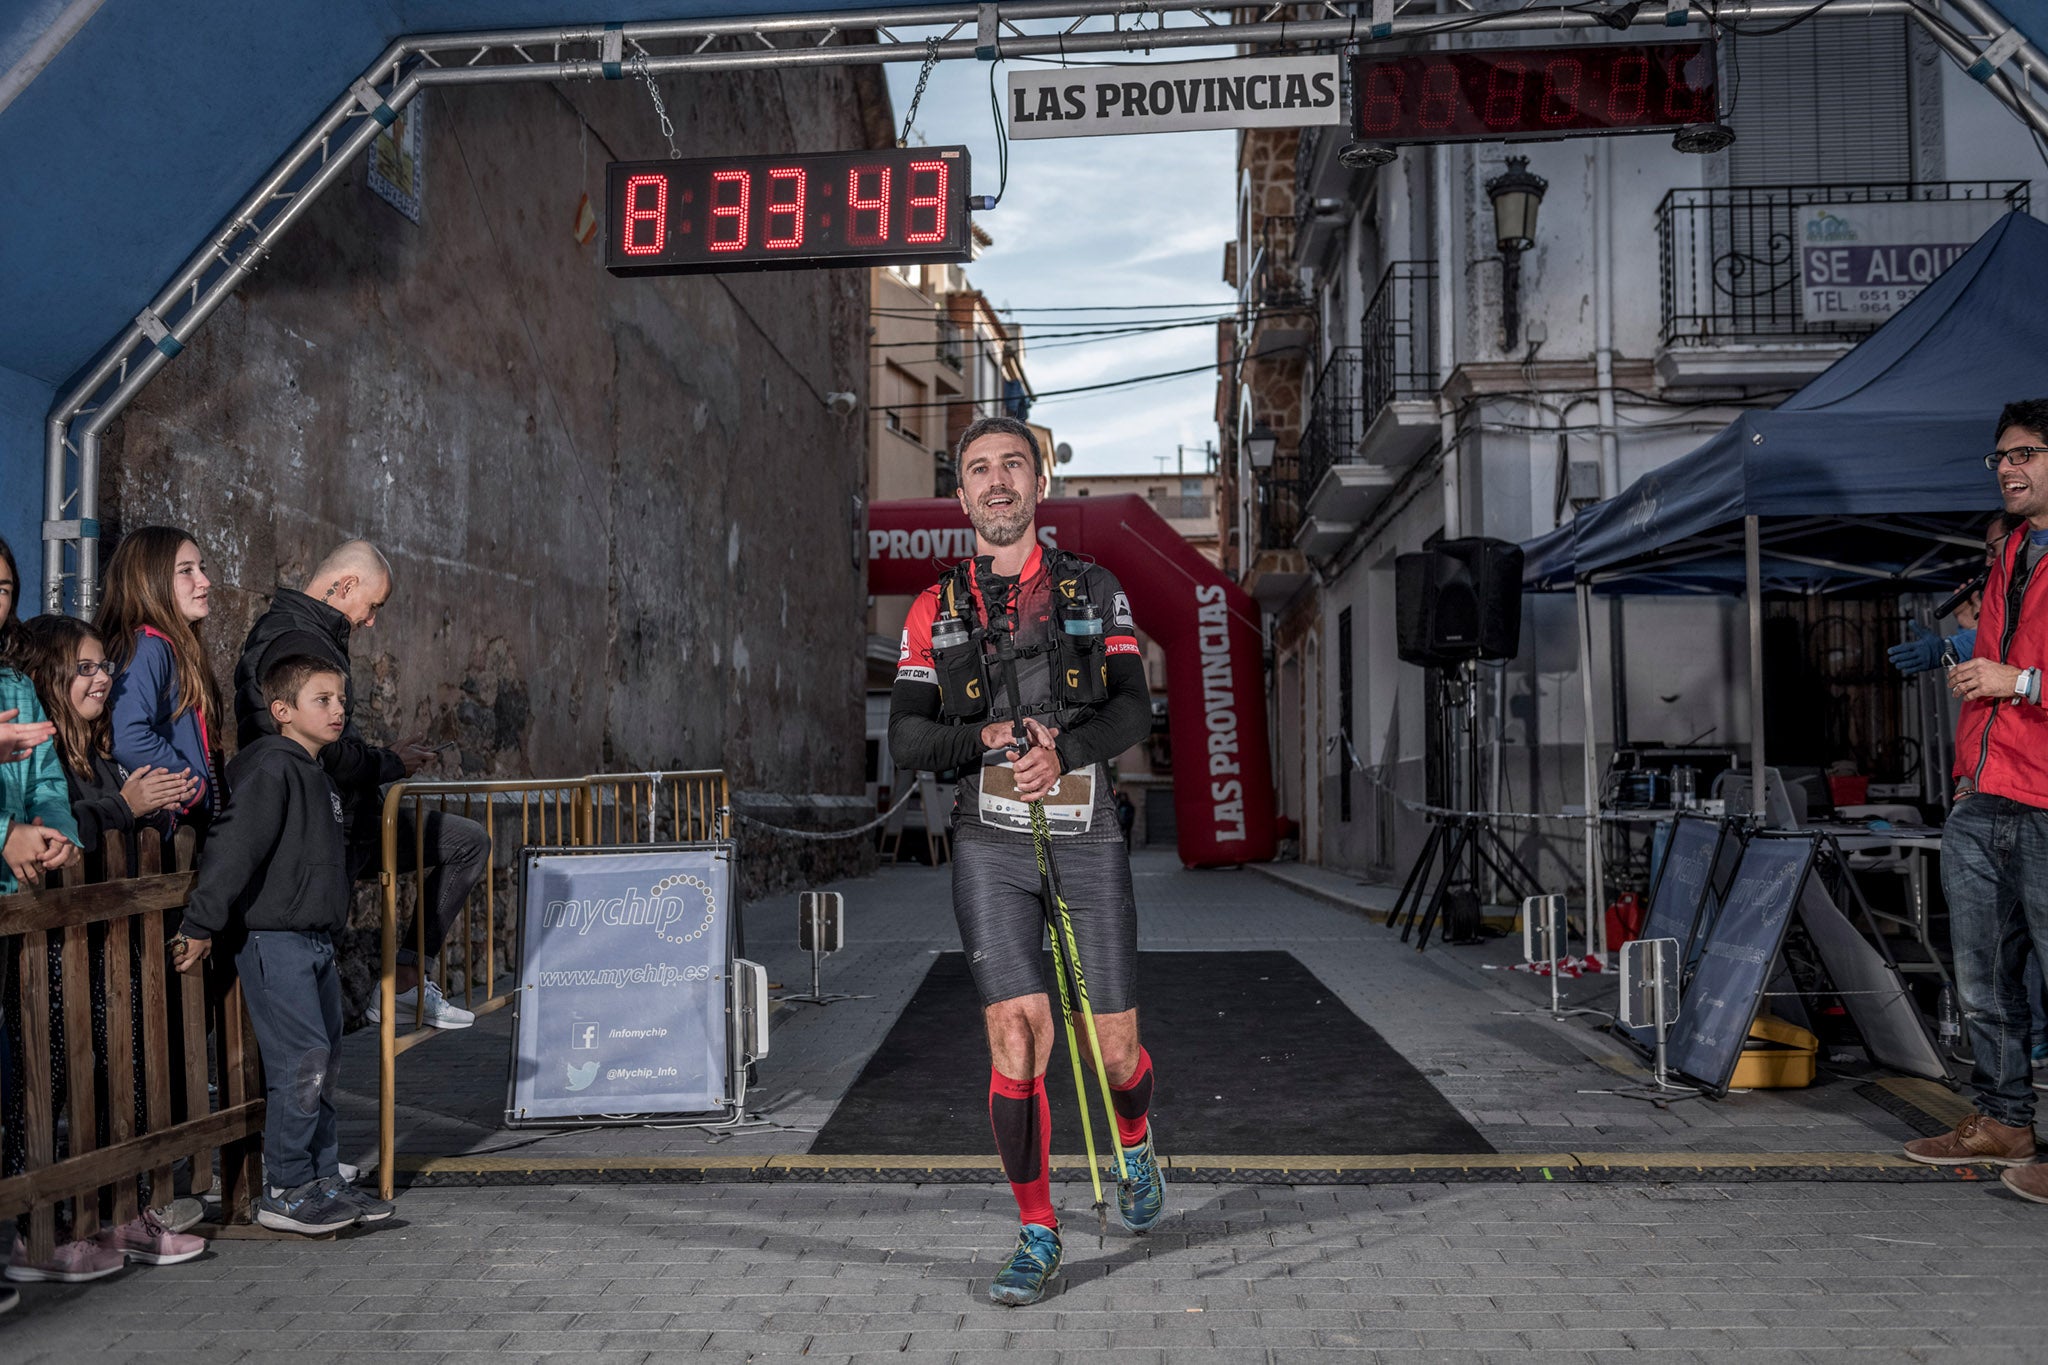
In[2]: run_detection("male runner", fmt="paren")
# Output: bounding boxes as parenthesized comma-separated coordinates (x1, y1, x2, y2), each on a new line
(888, 414, 1161, 1306)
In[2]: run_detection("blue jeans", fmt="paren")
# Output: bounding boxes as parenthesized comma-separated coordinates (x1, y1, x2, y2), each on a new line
(1942, 794, 2048, 1127)
(235, 931, 342, 1190)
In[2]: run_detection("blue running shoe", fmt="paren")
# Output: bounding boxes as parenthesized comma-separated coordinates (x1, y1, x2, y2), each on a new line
(988, 1223, 1062, 1306)
(1117, 1131, 1165, 1234)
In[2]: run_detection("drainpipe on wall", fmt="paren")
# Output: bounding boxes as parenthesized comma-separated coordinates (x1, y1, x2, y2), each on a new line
(1594, 139, 1628, 747)
(1434, 141, 1459, 537)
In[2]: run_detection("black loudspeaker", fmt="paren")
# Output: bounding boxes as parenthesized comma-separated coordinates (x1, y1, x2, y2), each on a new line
(1395, 538, 1524, 665)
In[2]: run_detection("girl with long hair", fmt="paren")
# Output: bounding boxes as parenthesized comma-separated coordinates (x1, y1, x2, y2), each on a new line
(96, 528, 224, 830)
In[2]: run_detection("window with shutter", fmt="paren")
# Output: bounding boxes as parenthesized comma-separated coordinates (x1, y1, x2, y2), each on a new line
(1727, 19, 1911, 186)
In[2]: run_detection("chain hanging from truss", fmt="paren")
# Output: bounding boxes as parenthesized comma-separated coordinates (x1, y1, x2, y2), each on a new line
(898, 37, 942, 146)
(631, 51, 682, 159)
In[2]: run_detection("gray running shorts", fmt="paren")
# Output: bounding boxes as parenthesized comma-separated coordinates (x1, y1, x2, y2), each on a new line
(950, 837, 1139, 1014)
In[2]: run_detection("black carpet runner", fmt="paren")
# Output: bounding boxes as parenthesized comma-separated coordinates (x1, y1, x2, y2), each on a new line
(809, 950, 1493, 1155)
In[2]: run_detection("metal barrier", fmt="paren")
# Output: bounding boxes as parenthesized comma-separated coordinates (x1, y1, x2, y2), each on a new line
(375, 770, 728, 1197)
(0, 830, 265, 1256)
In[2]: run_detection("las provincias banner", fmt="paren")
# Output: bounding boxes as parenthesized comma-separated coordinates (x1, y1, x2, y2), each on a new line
(1007, 56, 1345, 139)
(867, 495, 1276, 869)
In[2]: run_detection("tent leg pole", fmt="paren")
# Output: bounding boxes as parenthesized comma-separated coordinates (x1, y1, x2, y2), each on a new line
(1578, 581, 1604, 961)
(1746, 514, 1767, 816)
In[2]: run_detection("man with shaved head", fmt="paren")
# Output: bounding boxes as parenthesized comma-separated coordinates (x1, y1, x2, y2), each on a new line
(233, 539, 486, 1029)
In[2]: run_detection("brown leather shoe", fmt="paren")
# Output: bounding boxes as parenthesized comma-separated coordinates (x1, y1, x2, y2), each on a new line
(1902, 1112, 2039, 1167)
(2002, 1162, 2048, 1204)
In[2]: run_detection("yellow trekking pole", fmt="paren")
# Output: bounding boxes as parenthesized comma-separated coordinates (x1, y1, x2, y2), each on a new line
(1030, 800, 1129, 1244)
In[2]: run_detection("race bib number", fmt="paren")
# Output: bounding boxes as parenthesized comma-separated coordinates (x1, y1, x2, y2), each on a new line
(978, 759, 1096, 835)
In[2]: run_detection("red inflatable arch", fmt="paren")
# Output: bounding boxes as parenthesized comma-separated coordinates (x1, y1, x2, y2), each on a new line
(868, 496, 1276, 868)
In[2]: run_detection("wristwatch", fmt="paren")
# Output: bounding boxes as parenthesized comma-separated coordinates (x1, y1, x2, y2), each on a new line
(2017, 668, 2039, 701)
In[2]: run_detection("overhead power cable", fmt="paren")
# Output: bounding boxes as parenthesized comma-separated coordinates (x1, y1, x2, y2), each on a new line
(874, 352, 1286, 412)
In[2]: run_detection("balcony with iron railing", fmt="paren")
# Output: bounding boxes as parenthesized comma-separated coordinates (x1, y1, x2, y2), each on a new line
(1656, 180, 2027, 385)
(936, 318, 964, 370)
(1293, 262, 1439, 555)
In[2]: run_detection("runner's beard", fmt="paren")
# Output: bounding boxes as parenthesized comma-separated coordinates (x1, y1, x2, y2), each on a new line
(969, 494, 1035, 547)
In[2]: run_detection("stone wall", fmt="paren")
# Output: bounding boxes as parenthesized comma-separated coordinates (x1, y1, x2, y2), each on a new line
(100, 67, 891, 1009)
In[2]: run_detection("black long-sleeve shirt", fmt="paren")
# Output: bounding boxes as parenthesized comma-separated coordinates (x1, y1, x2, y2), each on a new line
(888, 549, 1151, 844)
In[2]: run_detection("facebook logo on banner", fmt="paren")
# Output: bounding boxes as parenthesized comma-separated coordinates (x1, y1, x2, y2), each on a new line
(571, 1021, 601, 1050)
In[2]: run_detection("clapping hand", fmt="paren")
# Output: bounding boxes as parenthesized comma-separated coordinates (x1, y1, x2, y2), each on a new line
(122, 765, 201, 818)
(0, 709, 55, 764)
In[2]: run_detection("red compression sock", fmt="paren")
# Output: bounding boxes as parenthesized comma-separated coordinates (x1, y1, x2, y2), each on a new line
(989, 1069, 1056, 1229)
(1110, 1047, 1155, 1148)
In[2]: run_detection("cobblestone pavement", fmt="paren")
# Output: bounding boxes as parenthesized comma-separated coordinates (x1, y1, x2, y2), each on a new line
(11, 1179, 2048, 1362)
(10, 852, 2033, 1360)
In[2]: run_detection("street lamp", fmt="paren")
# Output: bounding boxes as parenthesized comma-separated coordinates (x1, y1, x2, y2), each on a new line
(1485, 155, 1548, 351)
(1247, 422, 1278, 469)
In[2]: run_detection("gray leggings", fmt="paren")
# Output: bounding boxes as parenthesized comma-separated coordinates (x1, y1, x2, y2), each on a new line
(950, 837, 1138, 1014)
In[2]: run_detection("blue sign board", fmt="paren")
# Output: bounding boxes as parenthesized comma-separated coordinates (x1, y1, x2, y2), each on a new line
(507, 845, 735, 1123)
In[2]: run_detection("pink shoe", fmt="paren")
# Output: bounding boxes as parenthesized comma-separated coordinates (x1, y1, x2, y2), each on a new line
(4, 1236, 126, 1283)
(98, 1208, 207, 1265)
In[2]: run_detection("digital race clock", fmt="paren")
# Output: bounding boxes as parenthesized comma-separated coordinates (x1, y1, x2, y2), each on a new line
(1351, 41, 1717, 144)
(605, 146, 972, 277)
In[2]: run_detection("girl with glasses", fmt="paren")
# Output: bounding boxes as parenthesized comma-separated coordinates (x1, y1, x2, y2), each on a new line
(9, 615, 201, 852)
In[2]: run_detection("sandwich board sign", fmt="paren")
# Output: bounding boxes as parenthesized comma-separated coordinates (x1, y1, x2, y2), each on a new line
(507, 844, 736, 1124)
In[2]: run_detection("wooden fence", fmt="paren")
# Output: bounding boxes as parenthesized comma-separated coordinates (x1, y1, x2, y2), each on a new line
(0, 830, 263, 1258)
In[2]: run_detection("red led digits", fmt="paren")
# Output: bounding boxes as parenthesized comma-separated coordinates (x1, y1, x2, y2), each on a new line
(1480, 59, 1528, 130)
(1539, 57, 1583, 126)
(1607, 53, 1649, 123)
(905, 159, 948, 244)
(847, 165, 891, 245)
(1663, 49, 1706, 121)
(621, 173, 668, 256)
(1417, 64, 1460, 130)
(709, 170, 749, 252)
(1359, 65, 1404, 134)
(765, 167, 806, 249)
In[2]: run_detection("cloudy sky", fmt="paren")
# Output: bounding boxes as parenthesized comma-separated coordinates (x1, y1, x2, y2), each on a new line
(883, 35, 1238, 479)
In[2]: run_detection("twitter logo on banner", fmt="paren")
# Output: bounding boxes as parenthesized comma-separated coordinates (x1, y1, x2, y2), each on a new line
(566, 1060, 598, 1091)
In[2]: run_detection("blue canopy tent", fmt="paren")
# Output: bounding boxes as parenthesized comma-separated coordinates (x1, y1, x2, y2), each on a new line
(1521, 208, 2048, 911)
(1528, 209, 2048, 598)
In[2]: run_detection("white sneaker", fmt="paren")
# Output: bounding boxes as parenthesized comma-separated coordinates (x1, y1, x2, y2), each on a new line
(365, 978, 475, 1029)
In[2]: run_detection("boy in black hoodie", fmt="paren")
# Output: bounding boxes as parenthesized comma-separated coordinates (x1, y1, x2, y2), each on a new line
(172, 656, 396, 1235)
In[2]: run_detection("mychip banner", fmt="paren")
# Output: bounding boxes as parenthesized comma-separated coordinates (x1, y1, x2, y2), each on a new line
(507, 845, 734, 1124)
(1006, 56, 1345, 139)
(1798, 200, 2008, 323)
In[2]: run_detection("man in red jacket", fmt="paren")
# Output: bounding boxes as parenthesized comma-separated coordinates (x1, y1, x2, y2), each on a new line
(1906, 399, 2048, 1196)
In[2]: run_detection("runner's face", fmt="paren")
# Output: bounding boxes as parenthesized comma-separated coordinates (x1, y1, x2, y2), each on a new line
(956, 435, 1042, 548)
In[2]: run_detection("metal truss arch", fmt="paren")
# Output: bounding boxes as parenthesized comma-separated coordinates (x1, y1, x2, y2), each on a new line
(40, 0, 2048, 613)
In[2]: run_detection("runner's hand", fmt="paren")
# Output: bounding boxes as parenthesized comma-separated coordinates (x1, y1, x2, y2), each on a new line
(1013, 721, 1063, 802)
(979, 721, 1025, 758)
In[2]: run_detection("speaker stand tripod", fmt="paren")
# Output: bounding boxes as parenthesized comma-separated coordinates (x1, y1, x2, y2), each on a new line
(1390, 661, 1544, 950)
(1391, 811, 1546, 950)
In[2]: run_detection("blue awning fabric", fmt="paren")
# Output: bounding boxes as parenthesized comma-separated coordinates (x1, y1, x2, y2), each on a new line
(1525, 210, 2048, 596)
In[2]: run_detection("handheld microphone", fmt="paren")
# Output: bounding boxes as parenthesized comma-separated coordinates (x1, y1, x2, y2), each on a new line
(1936, 571, 1988, 621)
